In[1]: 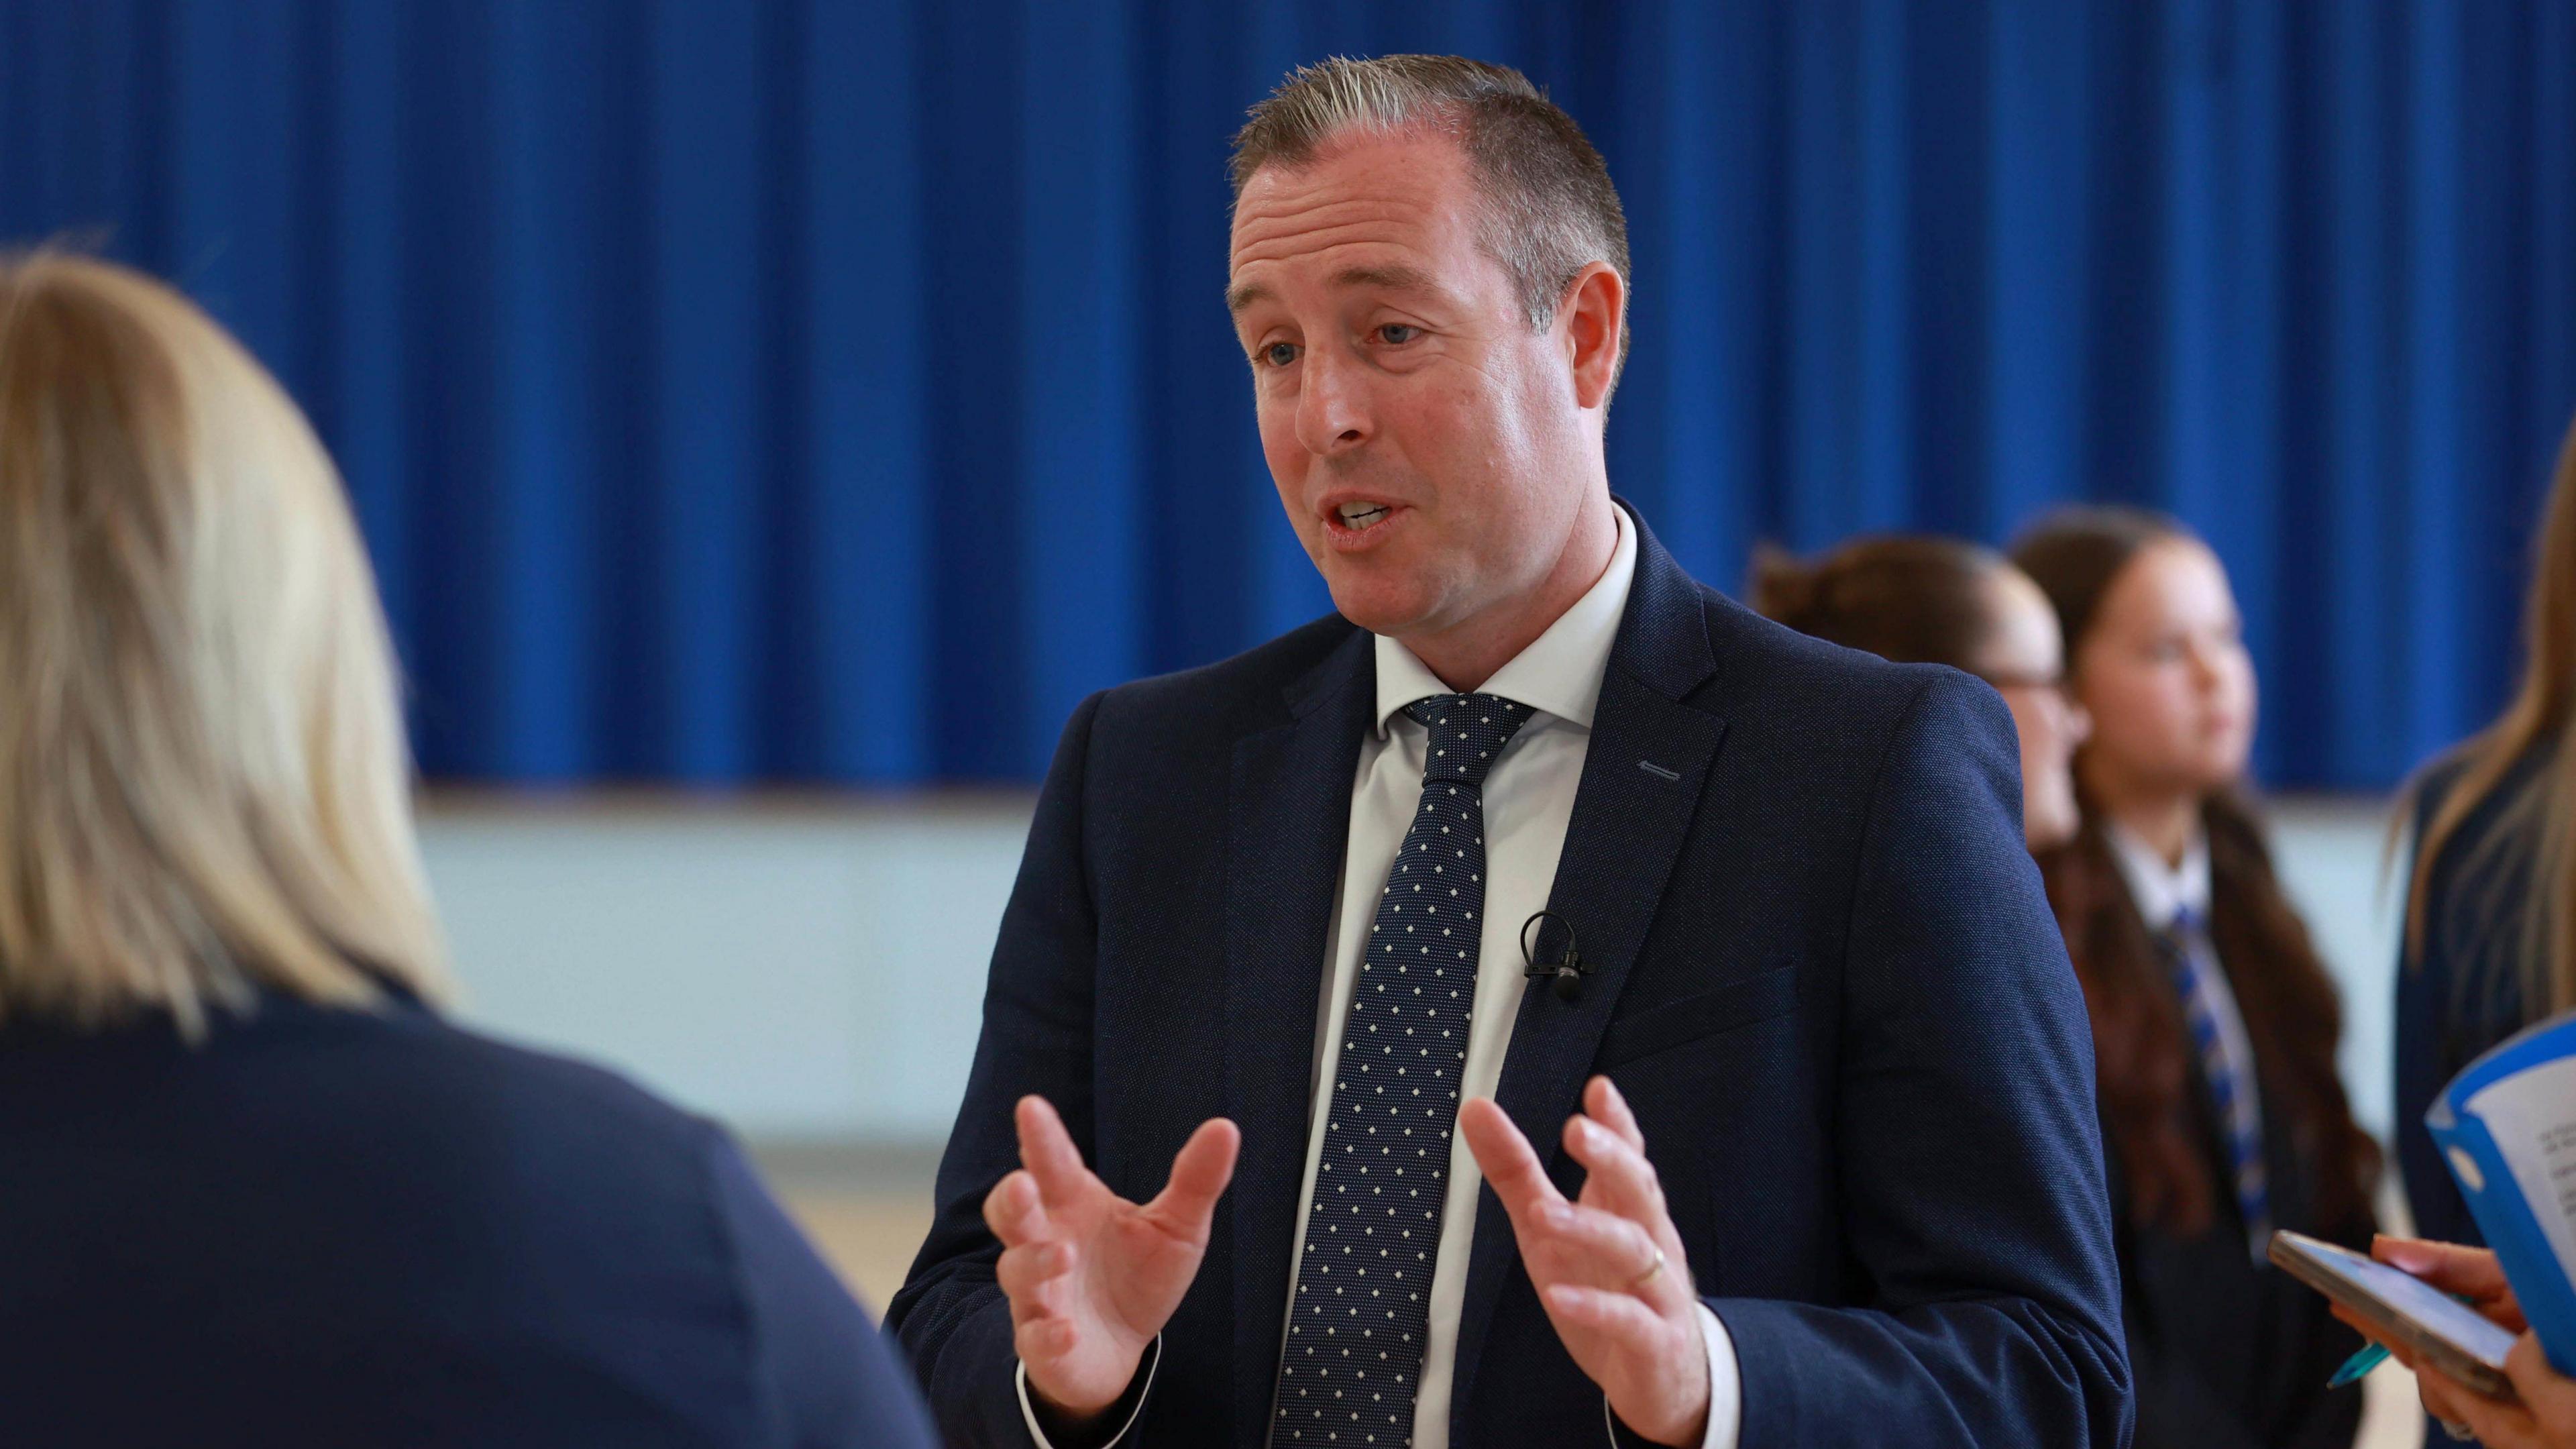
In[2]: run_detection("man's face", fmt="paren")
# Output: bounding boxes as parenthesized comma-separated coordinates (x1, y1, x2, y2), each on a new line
(1228, 130, 1594, 641)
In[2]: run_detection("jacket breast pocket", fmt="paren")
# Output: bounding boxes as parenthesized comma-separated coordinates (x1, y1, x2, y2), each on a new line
(1596, 966, 1800, 1069)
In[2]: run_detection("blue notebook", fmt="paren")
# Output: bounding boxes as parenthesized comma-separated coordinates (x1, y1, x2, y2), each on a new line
(2427, 1009, 2576, 1375)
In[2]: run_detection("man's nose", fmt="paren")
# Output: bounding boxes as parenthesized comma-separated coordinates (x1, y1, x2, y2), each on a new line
(1295, 346, 1371, 456)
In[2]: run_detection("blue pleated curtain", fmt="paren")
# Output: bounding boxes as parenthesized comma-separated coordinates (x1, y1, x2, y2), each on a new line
(4, 1, 2573, 788)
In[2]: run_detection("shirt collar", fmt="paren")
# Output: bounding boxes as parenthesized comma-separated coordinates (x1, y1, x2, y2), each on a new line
(2102, 816, 2213, 930)
(1371, 504, 1638, 738)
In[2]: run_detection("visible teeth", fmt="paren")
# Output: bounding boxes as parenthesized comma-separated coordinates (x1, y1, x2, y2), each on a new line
(1338, 503, 1390, 527)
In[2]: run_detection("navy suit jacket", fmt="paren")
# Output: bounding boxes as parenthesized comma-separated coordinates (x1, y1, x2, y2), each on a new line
(0, 989, 936, 1449)
(892, 510, 2131, 1448)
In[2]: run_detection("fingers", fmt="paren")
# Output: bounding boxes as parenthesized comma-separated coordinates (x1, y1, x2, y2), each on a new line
(989, 1181, 1077, 1347)
(1542, 1282, 1671, 1344)
(1546, 1139, 1690, 1309)
(1018, 1316, 1079, 1361)
(2409, 1338, 2557, 1449)
(1460, 1097, 1568, 1226)
(1142, 1117, 1241, 1240)
(1478, 1085, 1690, 1313)
(1004, 1254, 1083, 1365)
(1016, 1095, 1093, 1205)
(1585, 1075, 1646, 1152)
(2414, 1374, 2489, 1447)
(1534, 1199, 1666, 1287)
(2375, 1236, 2529, 1332)
(2420, 1365, 2538, 1449)
(987, 1174, 1075, 1337)
(2376, 1236, 2512, 1299)
(996, 1237, 1065, 1299)
(1562, 1106, 1666, 1228)
(983, 1169, 1052, 1248)
(2506, 1332, 2576, 1435)
(1540, 1279, 1713, 1447)
(998, 1237, 1075, 1326)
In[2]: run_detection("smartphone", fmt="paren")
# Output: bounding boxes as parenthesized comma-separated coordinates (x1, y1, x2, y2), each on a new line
(2269, 1230, 2518, 1398)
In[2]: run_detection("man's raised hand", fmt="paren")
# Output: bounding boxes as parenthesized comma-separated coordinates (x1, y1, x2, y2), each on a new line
(1460, 1077, 1712, 1446)
(983, 1095, 1240, 1423)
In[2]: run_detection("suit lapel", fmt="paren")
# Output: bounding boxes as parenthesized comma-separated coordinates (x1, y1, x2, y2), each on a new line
(1448, 512, 1730, 1440)
(1225, 625, 1374, 1448)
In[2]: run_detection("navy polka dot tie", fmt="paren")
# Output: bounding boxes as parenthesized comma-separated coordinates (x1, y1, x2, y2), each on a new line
(1272, 693, 1535, 1448)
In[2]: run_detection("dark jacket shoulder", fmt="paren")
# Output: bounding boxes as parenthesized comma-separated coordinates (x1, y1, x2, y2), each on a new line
(0, 993, 928, 1449)
(1089, 612, 1362, 739)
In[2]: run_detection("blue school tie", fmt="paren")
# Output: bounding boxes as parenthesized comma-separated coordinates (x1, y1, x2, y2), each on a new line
(2158, 906, 2271, 1260)
(1271, 692, 1534, 1448)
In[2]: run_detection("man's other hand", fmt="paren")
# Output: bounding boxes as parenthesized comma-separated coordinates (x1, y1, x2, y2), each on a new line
(983, 1095, 1240, 1422)
(1462, 1077, 1712, 1446)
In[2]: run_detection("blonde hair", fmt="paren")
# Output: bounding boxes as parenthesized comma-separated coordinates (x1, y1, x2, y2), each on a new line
(2404, 410, 2576, 1019)
(0, 253, 448, 1032)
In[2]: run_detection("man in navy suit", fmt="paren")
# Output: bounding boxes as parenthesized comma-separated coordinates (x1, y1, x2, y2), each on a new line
(891, 56, 2131, 1448)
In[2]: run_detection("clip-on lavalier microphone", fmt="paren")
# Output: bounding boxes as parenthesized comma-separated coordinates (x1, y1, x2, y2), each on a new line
(1519, 909, 1593, 1002)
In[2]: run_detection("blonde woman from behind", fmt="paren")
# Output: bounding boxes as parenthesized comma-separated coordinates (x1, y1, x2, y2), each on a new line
(0, 254, 932, 1449)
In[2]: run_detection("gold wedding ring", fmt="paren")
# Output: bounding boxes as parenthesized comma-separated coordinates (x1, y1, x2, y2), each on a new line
(1627, 1245, 1666, 1291)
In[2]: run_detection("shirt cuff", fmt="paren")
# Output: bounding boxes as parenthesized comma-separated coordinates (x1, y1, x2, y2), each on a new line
(1695, 1302, 1743, 1449)
(1015, 1335, 1160, 1448)
(1600, 1303, 1743, 1449)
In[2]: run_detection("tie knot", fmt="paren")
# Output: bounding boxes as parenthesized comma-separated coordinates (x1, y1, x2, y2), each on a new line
(1402, 693, 1534, 784)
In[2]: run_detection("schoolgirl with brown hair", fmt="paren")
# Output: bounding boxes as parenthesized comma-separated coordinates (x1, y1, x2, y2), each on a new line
(2013, 507, 2378, 1449)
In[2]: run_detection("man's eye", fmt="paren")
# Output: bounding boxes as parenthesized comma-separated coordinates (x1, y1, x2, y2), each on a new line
(1263, 342, 1298, 368)
(1378, 324, 1419, 345)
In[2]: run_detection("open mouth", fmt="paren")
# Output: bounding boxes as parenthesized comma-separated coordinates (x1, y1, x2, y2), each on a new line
(1318, 496, 1408, 551)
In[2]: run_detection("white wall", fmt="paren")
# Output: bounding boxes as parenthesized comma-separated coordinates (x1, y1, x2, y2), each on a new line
(421, 793, 2410, 1146)
(425, 794, 1031, 1141)
(2270, 797, 2410, 1146)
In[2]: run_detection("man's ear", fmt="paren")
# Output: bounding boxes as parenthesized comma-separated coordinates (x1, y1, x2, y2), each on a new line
(1561, 262, 1625, 411)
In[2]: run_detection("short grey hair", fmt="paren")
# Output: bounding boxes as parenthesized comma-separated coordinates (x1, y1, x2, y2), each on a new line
(1230, 56, 1630, 365)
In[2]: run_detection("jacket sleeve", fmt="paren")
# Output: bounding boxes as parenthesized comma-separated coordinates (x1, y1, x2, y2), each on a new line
(1711, 672, 2135, 1449)
(884, 691, 1119, 1446)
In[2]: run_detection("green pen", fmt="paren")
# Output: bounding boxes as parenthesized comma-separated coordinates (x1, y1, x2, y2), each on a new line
(2328, 1342, 2390, 1388)
(2327, 1286, 2479, 1387)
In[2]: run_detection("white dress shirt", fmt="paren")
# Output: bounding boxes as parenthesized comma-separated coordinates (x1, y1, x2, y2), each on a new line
(1291, 507, 1737, 1449)
(1018, 508, 1739, 1448)
(2101, 820, 2264, 1152)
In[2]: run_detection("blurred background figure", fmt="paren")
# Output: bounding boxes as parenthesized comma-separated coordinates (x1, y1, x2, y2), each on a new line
(1750, 535, 2090, 851)
(2015, 507, 2381, 1449)
(2395, 410, 2576, 1250)
(0, 254, 932, 1449)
